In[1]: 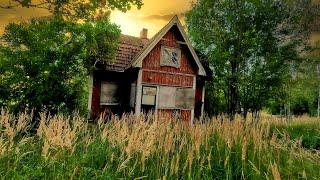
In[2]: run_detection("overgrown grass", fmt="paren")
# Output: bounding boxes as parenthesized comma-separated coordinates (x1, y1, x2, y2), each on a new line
(271, 117, 320, 150)
(0, 110, 319, 179)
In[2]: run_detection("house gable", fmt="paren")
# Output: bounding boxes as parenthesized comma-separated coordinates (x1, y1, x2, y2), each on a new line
(141, 27, 197, 87)
(130, 16, 207, 76)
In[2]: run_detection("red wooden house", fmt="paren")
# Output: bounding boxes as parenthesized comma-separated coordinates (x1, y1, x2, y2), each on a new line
(88, 16, 208, 122)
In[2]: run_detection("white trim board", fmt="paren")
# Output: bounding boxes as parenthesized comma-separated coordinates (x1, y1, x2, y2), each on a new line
(135, 69, 143, 114)
(87, 73, 94, 112)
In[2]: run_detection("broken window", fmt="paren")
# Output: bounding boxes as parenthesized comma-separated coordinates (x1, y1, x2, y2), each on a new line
(100, 82, 120, 105)
(160, 46, 181, 68)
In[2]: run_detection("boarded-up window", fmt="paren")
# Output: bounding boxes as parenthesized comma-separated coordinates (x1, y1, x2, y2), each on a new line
(160, 46, 181, 68)
(158, 86, 176, 108)
(100, 82, 120, 105)
(142, 86, 157, 105)
(175, 88, 195, 109)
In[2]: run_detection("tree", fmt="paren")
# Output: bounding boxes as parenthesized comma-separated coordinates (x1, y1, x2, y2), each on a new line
(0, 0, 143, 21)
(0, 0, 143, 115)
(285, 41, 320, 117)
(186, 0, 317, 120)
(0, 17, 120, 114)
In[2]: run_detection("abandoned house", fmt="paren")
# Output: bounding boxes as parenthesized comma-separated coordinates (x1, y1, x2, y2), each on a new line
(87, 16, 209, 122)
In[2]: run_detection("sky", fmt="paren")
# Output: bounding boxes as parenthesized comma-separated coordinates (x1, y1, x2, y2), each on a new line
(0, 0, 193, 37)
(110, 0, 193, 37)
(0, 0, 319, 42)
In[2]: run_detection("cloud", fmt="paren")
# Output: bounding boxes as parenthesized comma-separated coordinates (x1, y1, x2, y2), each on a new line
(0, 6, 50, 34)
(141, 13, 185, 21)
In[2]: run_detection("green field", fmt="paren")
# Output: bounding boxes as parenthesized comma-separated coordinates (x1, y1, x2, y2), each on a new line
(0, 110, 319, 179)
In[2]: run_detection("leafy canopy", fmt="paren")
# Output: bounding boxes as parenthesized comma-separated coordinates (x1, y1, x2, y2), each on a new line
(0, 18, 120, 114)
(186, 0, 318, 119)
(0, 0, 144, 114)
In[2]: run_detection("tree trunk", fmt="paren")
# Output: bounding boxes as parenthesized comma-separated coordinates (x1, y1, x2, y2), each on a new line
(229, 59, 237, 121)
(317, 87, 320, 118)
(317, 64, 320, 118)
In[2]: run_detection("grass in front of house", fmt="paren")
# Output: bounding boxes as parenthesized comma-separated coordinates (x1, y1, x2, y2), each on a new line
(0, 110, 319, 179)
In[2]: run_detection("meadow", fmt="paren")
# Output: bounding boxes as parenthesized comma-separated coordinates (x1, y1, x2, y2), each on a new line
(0, 110, 319, 179)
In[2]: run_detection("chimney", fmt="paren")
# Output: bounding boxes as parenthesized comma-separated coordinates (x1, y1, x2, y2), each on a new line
(140, 28, 149, 46)
(140, 28, 148, 39)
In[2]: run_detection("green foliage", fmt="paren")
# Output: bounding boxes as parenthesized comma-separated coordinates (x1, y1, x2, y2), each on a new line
(266, 42, 320, 116)
(0, 18, 120, 114)
(1, 0, 143, 21)
(271, 120, 320, 150)
(186, 0, 317, 119)
(204, 83, 227, 117)
(290, 67, 319, 116)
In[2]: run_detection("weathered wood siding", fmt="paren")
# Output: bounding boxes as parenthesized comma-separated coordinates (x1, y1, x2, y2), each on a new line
(142, 71, 193, 87)
(142, 28, 197, 76)
(141, 27, 198, 121)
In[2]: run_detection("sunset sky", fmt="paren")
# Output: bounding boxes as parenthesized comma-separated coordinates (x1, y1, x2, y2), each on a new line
(0, 0, 319, 42)
(0, 0, 193, 37)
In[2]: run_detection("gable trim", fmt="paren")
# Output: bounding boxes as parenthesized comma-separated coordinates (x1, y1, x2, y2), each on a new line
(129, 16, 207, 76)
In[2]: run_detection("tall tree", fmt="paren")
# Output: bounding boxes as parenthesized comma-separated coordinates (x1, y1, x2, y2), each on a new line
(186, 0, 318, 120)
(0, 18, 120, 114)
(0, 0, 143, 114)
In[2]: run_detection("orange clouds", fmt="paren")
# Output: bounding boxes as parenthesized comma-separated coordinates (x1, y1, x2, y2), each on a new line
(0, 0, 193, 36)
(110, 0, 193, 37)
(0, 0, 50, 34)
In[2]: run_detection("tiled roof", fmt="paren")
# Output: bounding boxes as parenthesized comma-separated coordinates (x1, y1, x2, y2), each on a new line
(104, 35, 147, 72)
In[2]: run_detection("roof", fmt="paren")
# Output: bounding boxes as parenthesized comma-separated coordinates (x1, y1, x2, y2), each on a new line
(104, 35, 147, 72)
(103, 15, 207, 76)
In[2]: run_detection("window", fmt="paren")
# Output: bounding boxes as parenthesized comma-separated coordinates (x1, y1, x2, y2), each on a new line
(141, 86, 157, 105)
(158, 86, 176, 108)
(160, 46, 181, 68)
(100, 82, 120, 105)
(175, 88, 195, 109)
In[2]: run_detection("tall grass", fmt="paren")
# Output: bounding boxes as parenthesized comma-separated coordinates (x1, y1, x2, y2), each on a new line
(0, 109, 319, 179)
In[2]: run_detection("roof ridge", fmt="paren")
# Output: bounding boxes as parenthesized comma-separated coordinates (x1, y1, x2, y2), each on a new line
(120, 34, 140, 39)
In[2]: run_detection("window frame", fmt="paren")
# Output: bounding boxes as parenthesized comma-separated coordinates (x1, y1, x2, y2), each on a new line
(160, 45, 181, 68)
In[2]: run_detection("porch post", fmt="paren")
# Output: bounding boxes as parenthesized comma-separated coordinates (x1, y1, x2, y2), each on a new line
(191, 75, 196, 124)
(135, 69, 143, 114)
(87, 73, 94, 112)
(201, 83, 205, 120)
